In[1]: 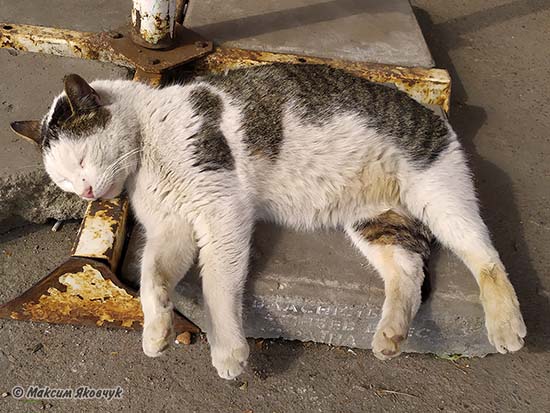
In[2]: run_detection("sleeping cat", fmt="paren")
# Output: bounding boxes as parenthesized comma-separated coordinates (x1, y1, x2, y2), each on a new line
(12, 64, 526, 379)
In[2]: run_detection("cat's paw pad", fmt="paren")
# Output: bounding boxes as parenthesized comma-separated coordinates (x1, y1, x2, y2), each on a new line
(372, 323, 407, 361)
(212, 343, 250, 380)
(142, 312, 174, 358)
(486, 305, 526, 354)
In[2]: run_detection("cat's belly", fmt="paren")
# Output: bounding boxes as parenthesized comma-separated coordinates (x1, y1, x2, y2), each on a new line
(243, 111, 404, 229)
(254, 163, 401, 230)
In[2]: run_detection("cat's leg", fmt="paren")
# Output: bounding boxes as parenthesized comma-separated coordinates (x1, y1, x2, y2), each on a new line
(195, 205, 252, 380)
(402, 142, 526, 353)
(140, 219, 197, 357)
(346, 210, 432, 360)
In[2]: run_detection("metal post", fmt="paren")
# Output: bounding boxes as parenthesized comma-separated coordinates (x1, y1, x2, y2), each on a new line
(131, 0, 177, 49)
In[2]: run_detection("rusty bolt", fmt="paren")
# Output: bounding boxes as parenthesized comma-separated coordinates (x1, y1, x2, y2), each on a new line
(194, 41, 209, 49)
(107, 31, 123, 39)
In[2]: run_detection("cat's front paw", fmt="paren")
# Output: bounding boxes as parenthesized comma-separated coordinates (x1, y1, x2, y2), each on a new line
(211, 341, 250, 380)
(372, 319, 408, 361)
(485, 302, 526, 354)
(142, 312, 174, 357)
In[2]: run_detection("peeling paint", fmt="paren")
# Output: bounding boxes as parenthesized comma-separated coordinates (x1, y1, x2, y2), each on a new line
(13, 264, 143, 328)
(72, 198, 128, 270)
(74, 210, 116, 258)
(0, 23, 133, 68)
(131, 0, 176, 48)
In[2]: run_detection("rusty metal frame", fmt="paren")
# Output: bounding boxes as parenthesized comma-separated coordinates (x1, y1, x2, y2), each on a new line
(0, 16, 451, 338)
(0, 22, 451, 111)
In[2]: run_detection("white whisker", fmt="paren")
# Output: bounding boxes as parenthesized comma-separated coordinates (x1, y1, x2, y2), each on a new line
(96, 148, 141, 190)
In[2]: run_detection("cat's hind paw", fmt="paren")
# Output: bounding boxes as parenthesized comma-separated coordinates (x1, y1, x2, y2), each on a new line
(486, 304, 526, 354)
(479, 265, 527, 354)
(142, 312, 174, 357)
(372, 320, 407, 361)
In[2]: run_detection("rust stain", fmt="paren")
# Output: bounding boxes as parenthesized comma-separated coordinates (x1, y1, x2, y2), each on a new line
(0, 22, 132, 68)
(72, 197, 128, 270)
(13, 264, 143, 328)
(133, 69, 163, 86)
(1, 22, 212, 76)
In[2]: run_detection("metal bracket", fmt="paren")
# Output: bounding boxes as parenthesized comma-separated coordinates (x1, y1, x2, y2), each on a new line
(111, 24, 211, 73)
(0, 22, 212, 86)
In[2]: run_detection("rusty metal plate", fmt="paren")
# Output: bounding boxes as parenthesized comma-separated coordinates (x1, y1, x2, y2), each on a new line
(107, 24, 212, 74)
(0, 257, 199, 333)
(0, 258, 142, 329)
(0, 22, 212, 75)
(71, 197, 128, 271)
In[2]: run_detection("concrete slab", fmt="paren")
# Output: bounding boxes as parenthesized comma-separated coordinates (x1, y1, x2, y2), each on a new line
(122, 222, 493, 356)
(0, 0, 132, 32)
(0, 49, 131, 222)
(1, 0, 433, 67)
(186, 0, 434, 67)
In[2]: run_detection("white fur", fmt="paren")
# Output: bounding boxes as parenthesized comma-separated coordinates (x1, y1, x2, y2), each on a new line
(42, 79, 526, 379)
(346, 232, 425, 359)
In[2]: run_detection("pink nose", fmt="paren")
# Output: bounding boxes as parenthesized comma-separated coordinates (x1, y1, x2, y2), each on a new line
(82, 186, 94, 198)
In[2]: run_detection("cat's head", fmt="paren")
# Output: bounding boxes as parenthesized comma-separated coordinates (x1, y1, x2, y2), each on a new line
(11, 74, 138, 200)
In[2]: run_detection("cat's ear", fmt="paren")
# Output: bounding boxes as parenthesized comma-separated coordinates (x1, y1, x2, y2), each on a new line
(63, 74, 102, 114)
(10, 120, 42, 146)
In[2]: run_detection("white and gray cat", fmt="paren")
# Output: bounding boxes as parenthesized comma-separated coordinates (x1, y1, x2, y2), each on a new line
(12, 64, 526, 379)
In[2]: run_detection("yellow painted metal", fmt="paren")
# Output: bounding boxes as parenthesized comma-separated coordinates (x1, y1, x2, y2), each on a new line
(0, 22, 133, 67)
